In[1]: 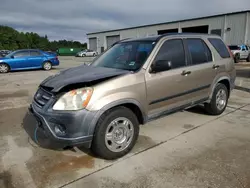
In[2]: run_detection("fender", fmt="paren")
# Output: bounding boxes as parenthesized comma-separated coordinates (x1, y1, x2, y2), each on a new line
(209, 76, 230, 100)
(87, 98, 147, 136)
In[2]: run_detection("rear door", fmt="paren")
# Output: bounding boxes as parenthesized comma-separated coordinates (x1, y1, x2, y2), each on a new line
(28, 50, 44, 68)
(145, 38, 207, 117)
(183, 38, 216, 101)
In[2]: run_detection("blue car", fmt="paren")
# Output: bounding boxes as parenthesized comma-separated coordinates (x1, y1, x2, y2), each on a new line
(0, 49, 60, 73)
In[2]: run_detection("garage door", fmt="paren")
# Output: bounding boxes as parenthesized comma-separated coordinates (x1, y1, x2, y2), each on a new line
(106, 35, 120, 48)
(89, 38, 97, 51)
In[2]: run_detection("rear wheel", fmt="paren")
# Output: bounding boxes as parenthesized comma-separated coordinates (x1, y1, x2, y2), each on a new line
(234, 53, 240, 63)
(42, 61, 52, 71)
(0, 63, 10, 73)
(93, 53, 96, 56)
(91, 107, 139, 160)
(205, 83, 228, 115)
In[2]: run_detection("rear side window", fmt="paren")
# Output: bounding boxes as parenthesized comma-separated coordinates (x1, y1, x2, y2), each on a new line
(208, 38, 230, 58)
(30, 51, 41, 56)
(154, 39, 186, 69)
(186, 39, 212, 65)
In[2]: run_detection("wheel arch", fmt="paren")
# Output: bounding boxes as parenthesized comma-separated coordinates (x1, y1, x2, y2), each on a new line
(0, 62, 11, 70)
(88, 99, 147, 136)
(209, 77, 230, 100)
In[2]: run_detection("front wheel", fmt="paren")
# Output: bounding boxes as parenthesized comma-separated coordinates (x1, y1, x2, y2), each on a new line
(247, 55, 250, 62)
(91, 107, 139, 160)
(0, 63, 10, 73)
(205, 83, 228, 115)
(42, 61, 52, 71)
(234, 53, 240, 63)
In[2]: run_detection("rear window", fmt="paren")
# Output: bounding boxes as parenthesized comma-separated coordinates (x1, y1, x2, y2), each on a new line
(208, 38, 230, 58)
(229, 45, 240, 50)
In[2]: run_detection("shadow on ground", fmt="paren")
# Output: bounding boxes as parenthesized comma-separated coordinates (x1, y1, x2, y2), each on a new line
(235, 86, 250, 93)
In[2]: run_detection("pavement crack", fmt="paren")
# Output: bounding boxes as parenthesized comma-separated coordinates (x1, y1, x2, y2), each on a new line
(231, 171, 246, 188)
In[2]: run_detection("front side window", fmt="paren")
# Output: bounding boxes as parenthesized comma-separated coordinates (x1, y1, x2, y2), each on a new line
(10, 51, 30, 58)
(186, 39, 212, 65)
(154, 39, 186, 69)
(241, 45, 247, 51)
(92, 41, 154, 71)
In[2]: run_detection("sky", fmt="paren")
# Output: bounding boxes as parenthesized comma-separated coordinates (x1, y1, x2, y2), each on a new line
(0, 0, 250, 42)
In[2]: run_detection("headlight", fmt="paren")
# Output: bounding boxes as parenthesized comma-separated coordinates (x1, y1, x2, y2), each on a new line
(53, 87, 93, 111)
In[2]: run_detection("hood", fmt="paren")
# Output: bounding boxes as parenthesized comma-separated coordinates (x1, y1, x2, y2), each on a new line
(40, 65, 130, 92)
(230, 50, 240, 54)
(0, 57, 8, 61)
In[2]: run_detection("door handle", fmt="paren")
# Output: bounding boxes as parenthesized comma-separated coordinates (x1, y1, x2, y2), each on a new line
(181, 70, 191, 76)
(213, 65, 220, 69)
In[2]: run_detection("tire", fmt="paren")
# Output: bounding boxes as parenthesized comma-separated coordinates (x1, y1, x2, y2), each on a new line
(93, 53, 96, 57)
(205, 83, 229, 115)
(0, 63, 10, 73)
(234, 53, 240, 63)
(82, 54, 86, 57)
(247, 55, 250, 62)
(42, 61, 52, 71)
(91, 106, 140, 160)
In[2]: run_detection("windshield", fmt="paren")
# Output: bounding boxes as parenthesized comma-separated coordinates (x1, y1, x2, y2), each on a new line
(5, 51, 16, 58)
(91, 41, 155, 71)
(229, 45, 240, 50)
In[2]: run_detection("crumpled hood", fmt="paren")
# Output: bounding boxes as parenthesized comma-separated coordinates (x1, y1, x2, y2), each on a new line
(40, 65, 130, 92)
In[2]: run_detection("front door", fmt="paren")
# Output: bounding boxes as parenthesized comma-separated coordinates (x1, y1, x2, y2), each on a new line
(145, 39, 197, 117)
(10, 51, 31, 69)
(241, 45, 249, 59)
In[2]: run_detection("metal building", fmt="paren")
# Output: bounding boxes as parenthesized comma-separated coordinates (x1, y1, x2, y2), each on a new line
(87, 10, 250, 54)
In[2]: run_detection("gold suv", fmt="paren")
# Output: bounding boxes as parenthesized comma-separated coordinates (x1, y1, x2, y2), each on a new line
(23, 34, 236, 159)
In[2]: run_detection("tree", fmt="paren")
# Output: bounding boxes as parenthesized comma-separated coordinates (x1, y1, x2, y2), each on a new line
(0, 25, 87, 51)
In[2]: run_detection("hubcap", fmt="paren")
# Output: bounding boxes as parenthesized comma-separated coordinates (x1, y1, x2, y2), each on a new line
(216, 89, 227, 111)
(0, 64, 8, 73)
(44, 62, 51, 70)
(105, 117, 134, 152)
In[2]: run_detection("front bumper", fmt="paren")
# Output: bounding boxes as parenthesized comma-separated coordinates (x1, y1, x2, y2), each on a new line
(22, 103, 96, 149)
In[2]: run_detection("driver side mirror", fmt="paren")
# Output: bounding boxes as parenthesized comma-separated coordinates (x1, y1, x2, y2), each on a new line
(151, 60, 172, 73)
(10, 55, 14, 59)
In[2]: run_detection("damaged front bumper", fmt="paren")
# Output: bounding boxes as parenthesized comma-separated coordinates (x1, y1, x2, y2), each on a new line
(22, 102, 97, 149)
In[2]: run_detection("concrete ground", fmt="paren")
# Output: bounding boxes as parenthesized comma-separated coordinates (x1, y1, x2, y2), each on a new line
(0, 57, 250, 188)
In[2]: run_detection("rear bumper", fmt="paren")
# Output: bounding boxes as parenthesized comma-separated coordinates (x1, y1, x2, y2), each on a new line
(22, 104, 94, 149)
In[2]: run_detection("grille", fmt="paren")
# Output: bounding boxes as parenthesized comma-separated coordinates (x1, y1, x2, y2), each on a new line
(34, 87, 52, 108)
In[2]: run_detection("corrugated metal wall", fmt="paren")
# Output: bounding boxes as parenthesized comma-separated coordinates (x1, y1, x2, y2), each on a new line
(88, 12, 249, 53)
(106, 35, 120, 48)
(89, 38, 97, 51)
(225, 13, 246, 45)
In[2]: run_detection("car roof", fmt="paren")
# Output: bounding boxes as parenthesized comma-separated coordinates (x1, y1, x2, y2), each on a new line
(14, 49, 42, 52)
(120, 33, 221, 43)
